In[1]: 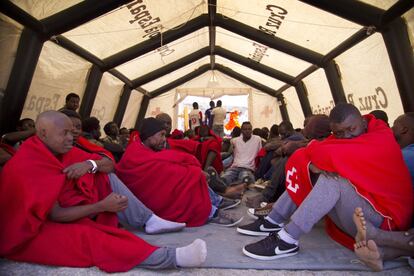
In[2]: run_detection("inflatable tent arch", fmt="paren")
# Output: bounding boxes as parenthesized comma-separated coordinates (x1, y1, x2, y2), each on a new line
(0, 0, 413, 134)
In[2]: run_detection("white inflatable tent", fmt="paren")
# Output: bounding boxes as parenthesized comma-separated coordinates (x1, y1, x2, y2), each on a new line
(0, 0, 413, 134)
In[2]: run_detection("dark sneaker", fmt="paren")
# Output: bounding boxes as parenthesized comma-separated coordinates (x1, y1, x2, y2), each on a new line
(206, 166, 228, 187)
(237, 217, 282, 236)
(247, 202, 274, 219)
(210, 210, 243, 227)
(243, 232, 299, 260)
(219, 198, 241, 210)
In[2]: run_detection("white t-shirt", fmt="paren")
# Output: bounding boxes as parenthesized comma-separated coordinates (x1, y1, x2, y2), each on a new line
(231, 135, 262, 170)
(211, 106, 226, 125)
(189, 109, 202, 129)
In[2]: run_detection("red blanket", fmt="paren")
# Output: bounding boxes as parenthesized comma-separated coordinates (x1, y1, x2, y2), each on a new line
(116, 141, 212, 227)
(192, 131, 224, 173)
(0, 136, 157, 272)
(285, 115, 413, 249)
(76, 136, 114, 161)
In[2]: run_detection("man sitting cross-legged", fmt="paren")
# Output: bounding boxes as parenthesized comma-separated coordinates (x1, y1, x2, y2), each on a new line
(353, 207, 414, 271)
(0, 111, 207, 272)
(116, 117, 243, 227)
(236, 103, 413, 260)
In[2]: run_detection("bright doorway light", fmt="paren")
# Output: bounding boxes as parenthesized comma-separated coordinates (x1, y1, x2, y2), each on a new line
(177, 94, 249, 137)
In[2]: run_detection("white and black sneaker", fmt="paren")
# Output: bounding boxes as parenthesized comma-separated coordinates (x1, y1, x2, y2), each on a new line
(242, 232, 299, 260)
(236, 217, 282, 236)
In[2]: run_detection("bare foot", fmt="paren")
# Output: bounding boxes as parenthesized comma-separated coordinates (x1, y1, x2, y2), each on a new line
(354, 240, 383, 271)
(353, 207, 367, 242)
(221, 183, 246, 199)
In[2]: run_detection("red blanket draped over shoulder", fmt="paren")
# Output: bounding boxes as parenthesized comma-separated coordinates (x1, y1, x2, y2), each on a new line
(0, 136, 157, 272)
(76, 136, 114, 161)
(116, 141, 212, 227)
(285, 115, 413, 249)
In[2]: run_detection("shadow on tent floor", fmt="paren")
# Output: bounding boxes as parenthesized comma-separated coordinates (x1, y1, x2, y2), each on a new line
(0, 191, 412, 275)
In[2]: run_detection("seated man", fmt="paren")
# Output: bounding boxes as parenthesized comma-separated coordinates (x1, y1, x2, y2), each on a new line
(116, 117, 243, 227)
(237, 103, 413, 260)
(0, 111, 206, 272)
(246, 114, 332, 213)
(392, 112, 414, 185)
(221, 121, 262, 185)
(1, 118, 36, 150)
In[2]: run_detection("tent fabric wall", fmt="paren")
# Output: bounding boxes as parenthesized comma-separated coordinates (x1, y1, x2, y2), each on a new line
(0, 15, 22, 92)
(21, 41, 90, 120)
(121, 89, 143, 129)
(337, 33, 404, 123)
(91, 72, 123, 126)
(10, 0, 83, 20)
(250, 89, 281, 129)
(284, 86, 305, 129)
(145, 90, 175, 127)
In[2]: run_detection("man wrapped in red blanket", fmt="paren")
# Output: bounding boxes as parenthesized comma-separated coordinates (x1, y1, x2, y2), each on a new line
(117, 117, 243, 227)
(116, 117, 212, 227)
(0, 111, 207, 272)
(237, 103, 413, 262)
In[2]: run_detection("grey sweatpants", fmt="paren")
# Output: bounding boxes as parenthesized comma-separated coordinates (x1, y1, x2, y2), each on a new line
(268, 174, 384, 240)
(108, 173, 177, 269)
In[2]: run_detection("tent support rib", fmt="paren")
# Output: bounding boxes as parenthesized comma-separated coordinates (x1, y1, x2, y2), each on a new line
(0, 28, 44, 134)
(135, 95, 150, 129)
(324, 61, 346, 104)
(79, 65, 103, 119)
(113, 85, 132, 126)
(295, 82, 312, 118)
(382, 18, 414, 112)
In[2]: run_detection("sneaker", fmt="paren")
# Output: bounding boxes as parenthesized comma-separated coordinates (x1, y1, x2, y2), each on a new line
(219, 198, 241, 210)
(247, 202, 274, 219)
(242, 232, 299, 260)
(210, 210, 243, 227)
(206, 166, 228, 187)
(237, 217, 282, 236)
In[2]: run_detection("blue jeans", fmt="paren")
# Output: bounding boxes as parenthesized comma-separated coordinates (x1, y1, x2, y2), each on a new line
(221, 167, 255, 185)
(208, 186, 223, 218)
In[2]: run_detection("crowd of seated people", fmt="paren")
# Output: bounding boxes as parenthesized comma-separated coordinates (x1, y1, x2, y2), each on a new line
(0, 93, 413, 273)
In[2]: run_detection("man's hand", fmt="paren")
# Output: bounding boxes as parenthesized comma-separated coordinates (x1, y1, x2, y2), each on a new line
(309, 163, 339, 180)
(97, 193, 128, 213)
(63, 161, 93, 179)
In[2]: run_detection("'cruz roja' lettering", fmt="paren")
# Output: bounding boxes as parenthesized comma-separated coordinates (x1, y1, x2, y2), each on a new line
(347, 87, 388, 111)
(258, 5, 288, 37)
(127, 0, 162, 39)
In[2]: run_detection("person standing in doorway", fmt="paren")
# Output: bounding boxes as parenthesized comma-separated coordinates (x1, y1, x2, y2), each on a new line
(211, 100, 227, 138)
(205, 100, 215, 129)
(189, 102, 203, 131)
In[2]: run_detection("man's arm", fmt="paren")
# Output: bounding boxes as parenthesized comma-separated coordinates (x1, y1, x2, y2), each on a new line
(48, 193, 128, 222)
(62, 156, 114, 179)
(1, 129, 36, 145)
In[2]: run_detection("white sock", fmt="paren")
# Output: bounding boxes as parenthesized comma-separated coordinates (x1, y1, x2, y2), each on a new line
(176, 239, 207, 267)
(265, 216, 284, 227)
(145, 214, 186, 234)
(278, 228, 299, 245)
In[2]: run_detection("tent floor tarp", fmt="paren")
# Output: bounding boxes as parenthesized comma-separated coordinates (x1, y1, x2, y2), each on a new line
(0, 191, 412, 275)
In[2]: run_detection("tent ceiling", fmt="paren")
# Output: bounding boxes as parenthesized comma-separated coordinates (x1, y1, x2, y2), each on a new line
(2, 0, 413, 97)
